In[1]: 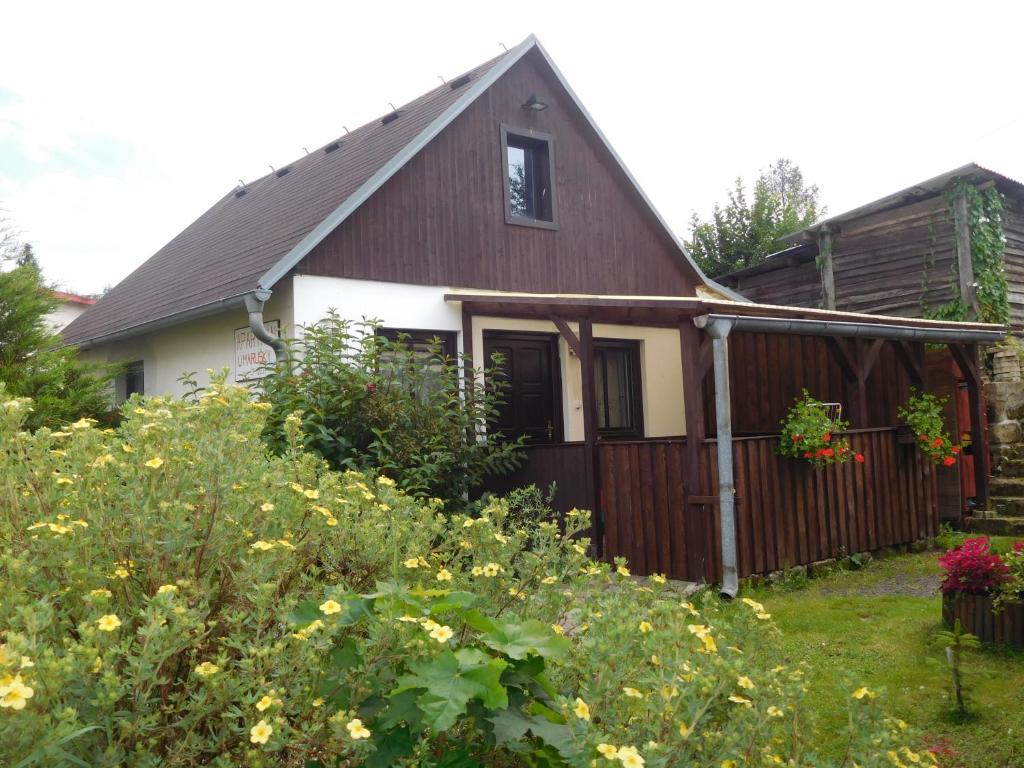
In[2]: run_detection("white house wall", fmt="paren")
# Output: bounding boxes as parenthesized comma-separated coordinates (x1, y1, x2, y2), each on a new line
(78, 281, 294, 398)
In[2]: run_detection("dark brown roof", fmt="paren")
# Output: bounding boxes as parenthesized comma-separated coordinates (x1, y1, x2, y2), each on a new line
(63, 47, 516, 346)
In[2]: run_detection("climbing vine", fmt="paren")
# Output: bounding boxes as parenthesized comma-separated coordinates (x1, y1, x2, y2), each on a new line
(929, 182, 1010, 326)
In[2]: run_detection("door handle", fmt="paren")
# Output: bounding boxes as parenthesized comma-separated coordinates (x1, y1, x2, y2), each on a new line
(546, 420, 554, 441)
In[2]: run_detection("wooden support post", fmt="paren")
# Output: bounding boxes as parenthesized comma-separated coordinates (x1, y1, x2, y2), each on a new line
(578, 318, 602, 555)
(679, 320, 708, 581)
(953, 190, 980, 319)
(949, 343, 988, 508)
(818, 226, 836, 310)
(550, 316, 582, 358)
(893, 340, 926, 389)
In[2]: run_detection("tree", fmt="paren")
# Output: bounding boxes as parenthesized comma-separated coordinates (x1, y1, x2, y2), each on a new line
(0, 218, 114, 429)
(16, 243, 39, 269)
(688, 158, 823, 277)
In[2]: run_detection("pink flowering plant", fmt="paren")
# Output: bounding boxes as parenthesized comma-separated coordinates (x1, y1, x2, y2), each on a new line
(938, 536, 1012, 595)
(778, 390, 859, 468)
(0, 377, 925, 766)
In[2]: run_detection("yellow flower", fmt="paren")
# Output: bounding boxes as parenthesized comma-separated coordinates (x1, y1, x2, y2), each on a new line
(144, 457, 164, 469)
(597, 743, 619, 759)
(728, 694, 752, 707)
(722, 761, 738, 768)
(482, 562, 501, 577)
(552, 624, 564, 635)
(572, 697, 590, 721)
(194, 661, 220, 677)
(852, 687, 876, 700)
(0, 675, 34, 710)
(436, 568, 453, 582)
(311, 697, 324, 707)
(260, 502, 275, 512)
(616, 564, 631, 577)
(622, 687, 643, 699)
(249, 719, 273, 744)
(55, 476, 74, 485)
(91, 656, 103, 673)
(678, 722, 692, 738)
(638, 621, 653, 633)
(650, 573, 666, 584)
(303, 488, 319, 499)
(741, 597, 765, 612)
(541, 575, 557, 585)
(767, 705, 784, 717)
(377, 475, 395, 486)
(737, 676, 754, 690)
(494, 532, 509, 544)
(255, 694, 275, 712)
(96, 614, 122, 632)
(250, 540, 276, 551)
(403, 558, 420, 569)
(429, 625, 454, 643)
(397, 614, 420, 623)
(319, 599, 343, 615)
(325, 516, 338, 526)
(89, 588, 112, 599)
(156, 584, 178, 595)
(616, 746, 645, 767)
(70, 417, 96, 429)
(346, 717, 371, 739)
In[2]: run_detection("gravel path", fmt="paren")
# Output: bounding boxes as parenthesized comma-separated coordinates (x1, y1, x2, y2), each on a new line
(820, 573, 939, 598)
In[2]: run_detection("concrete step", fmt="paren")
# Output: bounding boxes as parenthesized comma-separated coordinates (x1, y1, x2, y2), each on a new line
(988, 495, 1024, 518)
(963, 516, 1024, 536)
(992, 444, 1024, 464)
(990, 478, 1024, 496)
(993, 457, 1024, 477)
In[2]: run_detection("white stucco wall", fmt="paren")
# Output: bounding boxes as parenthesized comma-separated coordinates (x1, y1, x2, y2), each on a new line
(78, 281, 294, 398)
(48, 302, 91, 331)
(78, 274, 688, 437)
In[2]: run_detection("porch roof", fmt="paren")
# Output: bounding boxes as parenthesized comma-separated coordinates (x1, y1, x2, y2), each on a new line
(445, 291, 1005, 343)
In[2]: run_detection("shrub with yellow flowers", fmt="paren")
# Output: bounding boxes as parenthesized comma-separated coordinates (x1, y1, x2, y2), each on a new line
(0, 377, 926, 766)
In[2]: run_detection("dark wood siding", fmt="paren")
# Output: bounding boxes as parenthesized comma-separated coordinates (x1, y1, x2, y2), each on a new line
(832, 195, 959, 317)
(299, 49, 696, 296)
(477, 442, 590, 514)
(728, 259, 823, 307)
(701, 331, 918, 435)
(599, 430, 938, 582)
(1001, 196, 1024, 334)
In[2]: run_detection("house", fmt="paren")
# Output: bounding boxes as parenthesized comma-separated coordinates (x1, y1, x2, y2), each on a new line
(63, 37, 1005, 588)
(48, 291, 96, 331)
(716, 164, 1024, 527)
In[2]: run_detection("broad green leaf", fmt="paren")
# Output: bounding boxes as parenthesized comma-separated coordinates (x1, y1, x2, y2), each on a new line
(487, 707, 533, 745)
(378, 689, 423, 731)
(476, 617, 570, 660)
(286, 600, 322, 627)
(365, 725, 415, 768)
(329, 638, 362, 671)
(395, 649, 509, 732)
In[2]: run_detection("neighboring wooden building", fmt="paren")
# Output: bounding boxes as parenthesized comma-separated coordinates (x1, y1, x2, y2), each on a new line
(63, 39, 1004, 587)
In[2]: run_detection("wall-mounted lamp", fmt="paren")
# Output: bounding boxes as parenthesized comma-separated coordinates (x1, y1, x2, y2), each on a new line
(522, 94, 548, 111)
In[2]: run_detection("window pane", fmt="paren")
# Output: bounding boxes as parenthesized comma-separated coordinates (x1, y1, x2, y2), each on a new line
(507, 145, 528, 217)
(593, 342, 641, 436)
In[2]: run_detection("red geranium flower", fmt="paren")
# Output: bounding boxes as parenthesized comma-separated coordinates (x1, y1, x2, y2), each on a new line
(803, 451, 813, 458)
(942, 456, 956, 467)
(952, 445, 961, 454)
(1013, 541, 1024, 554)
(933, 437, 943, 448)
(365, 382, 377, 394)
(821, 448, 834, 458)
(822, 432, 831, 442)
(792, 434, 802, 442)
(855, 453, 865, 463)
(919, 433, 929, 442)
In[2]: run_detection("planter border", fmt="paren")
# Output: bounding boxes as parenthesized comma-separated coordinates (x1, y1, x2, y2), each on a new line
(942, 592, 1024, 649)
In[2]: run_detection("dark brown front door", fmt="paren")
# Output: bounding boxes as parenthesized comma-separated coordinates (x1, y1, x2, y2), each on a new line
(484, 332, 562, 443)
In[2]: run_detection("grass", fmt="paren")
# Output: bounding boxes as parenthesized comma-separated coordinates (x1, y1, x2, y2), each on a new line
(737, 539, 1024, 768)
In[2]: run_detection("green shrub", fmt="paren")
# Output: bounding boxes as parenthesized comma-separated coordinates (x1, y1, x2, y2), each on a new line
(255, 314, 523, 508)
(898, 390, 960, 467)
(777, 390, 860, 468)
(0, 380, 926, 766)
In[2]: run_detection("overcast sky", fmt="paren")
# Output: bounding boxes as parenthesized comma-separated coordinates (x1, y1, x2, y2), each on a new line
(2, 1, 1023, 294)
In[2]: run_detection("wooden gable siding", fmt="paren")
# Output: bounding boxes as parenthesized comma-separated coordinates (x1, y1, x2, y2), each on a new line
(729, 259, 822, 307)
(832, 195, 959, 317)
(702, 331, 915, 435)
(299, 50, 696, 296)
(1000, 195, 1024, 333)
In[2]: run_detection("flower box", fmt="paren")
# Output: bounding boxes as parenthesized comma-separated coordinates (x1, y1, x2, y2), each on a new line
(942, 592, 1024, 649)
(895, 424, 916, 445)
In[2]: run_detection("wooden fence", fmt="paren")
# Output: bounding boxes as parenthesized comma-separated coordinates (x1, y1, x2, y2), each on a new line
(479, 442, 590, 513)
(600, 428, 938, 582)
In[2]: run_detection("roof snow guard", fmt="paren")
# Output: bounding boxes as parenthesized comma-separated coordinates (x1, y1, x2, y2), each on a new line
(63, 35, 738, 349)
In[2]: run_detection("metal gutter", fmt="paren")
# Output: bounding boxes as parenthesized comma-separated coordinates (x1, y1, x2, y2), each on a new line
(693, 313, 1005, 344)
(244, 290, 288, 363)
(66, 294, 251, 350)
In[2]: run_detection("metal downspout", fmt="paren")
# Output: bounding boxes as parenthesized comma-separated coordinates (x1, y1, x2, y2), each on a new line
(702, 317, 739, 598)
(244, 290, 288, 363)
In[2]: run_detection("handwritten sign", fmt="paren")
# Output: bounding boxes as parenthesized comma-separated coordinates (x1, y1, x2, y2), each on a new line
(234, 320, 280, 382)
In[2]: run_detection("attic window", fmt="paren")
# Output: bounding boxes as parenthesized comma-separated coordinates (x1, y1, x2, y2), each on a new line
(381, 110, 400, 125)
(448, 73, 472, 90)
(275, 166, 291, 178)
(324, 141, 341, 154)
(500, 125, 558, 229)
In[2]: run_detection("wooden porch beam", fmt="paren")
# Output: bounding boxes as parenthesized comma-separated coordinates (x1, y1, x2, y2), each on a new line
(948, 342, 989, 508)
(549, 315, 582, 358)
(892, 340, 926, 388)
(578, 318, 602, 556)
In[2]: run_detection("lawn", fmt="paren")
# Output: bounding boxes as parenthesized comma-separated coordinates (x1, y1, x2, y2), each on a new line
(739, 539, 1024, 768)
